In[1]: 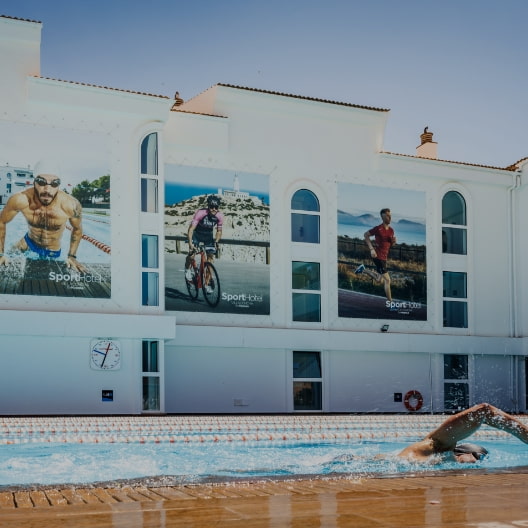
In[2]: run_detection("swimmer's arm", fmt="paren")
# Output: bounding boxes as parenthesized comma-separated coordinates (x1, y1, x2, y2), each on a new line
(426, 403, 528, 450)
(66, 200, 86, 272)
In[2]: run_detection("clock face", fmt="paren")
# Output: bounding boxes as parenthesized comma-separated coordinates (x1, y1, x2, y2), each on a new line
(91, 340, 121, 370)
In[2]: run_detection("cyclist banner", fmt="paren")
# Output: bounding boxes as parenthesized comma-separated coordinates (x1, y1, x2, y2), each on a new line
(164, 166, 270, 315)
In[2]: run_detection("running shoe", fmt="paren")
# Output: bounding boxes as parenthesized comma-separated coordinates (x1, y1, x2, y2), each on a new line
(355, 264, 365, 274)
(205, 285, 214, 294)
(185, 268, 193, 281)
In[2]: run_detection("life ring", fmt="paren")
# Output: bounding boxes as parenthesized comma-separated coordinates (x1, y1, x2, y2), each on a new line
(404, 390, 423, 412)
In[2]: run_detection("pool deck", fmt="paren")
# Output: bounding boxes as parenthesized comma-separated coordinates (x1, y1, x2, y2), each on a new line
(1, 469, 528, 527)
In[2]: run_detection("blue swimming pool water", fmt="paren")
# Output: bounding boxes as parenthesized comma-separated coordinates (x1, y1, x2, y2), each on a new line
(1, 438, 527, 487)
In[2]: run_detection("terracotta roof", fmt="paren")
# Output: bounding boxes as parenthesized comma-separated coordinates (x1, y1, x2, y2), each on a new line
(217, 83, 389, 112)
(0, 14, 41, 23)
(33, 76, 170, 99)
(171, 108, 227, 118)
(383, 151, 520, 172)
(505, 157, 528, 171)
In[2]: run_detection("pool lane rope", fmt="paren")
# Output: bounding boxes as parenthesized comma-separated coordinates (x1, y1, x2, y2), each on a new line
(1, 416, 526, 445)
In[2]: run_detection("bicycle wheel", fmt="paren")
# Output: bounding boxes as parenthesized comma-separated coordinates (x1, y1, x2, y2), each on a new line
(202, 262, 221, 307)
(185, 266, 199, 300)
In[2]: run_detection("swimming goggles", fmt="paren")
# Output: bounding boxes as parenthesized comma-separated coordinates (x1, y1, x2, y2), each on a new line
(35, 176, 61, 188)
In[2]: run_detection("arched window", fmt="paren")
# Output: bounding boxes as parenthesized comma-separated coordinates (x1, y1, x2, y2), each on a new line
(291, 189, 320, 243)
(140, 132, 160, 307)
(442, 190, 468, 328)
(442, 191, 466, 254)
(141, 132, 158, 176)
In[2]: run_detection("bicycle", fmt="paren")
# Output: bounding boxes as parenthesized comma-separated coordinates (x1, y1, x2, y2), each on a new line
(185, 242, 221, 307)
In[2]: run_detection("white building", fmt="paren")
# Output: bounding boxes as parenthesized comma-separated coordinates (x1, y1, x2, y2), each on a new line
(0, 14, 527, 415)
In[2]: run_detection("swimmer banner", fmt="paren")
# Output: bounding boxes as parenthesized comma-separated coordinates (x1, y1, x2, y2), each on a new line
(164, 165, 270, 315)
(337, 183, 427, 321)
(0, 122, 111, 298)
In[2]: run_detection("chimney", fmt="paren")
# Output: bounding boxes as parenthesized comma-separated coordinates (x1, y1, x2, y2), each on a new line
(172, 91, 184, 109)
(416, 127, 438, 159)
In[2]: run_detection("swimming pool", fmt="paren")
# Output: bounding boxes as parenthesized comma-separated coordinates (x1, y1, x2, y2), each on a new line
(1, 415, 527, 487)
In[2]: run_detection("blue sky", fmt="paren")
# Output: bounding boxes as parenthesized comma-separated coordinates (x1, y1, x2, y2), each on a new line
(2, 0, 527, 168)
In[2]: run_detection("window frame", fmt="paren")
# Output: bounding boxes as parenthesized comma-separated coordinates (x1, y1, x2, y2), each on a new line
(291, 261, 321, 322)
(142, 340, 164, 413)
(292, 351, 323, 412)
(291, 189, 321, 244)
(139, 131, 163, 310)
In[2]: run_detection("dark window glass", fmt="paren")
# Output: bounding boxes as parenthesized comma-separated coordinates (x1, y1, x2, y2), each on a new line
(442, 228, 467, 255)
(141, 133, 158, 175)
(293, 381, 322, 411)
(444, 382, 469, 410)
(291, 214, 320, 243)
(142, 377, 160, 411)
(141, 178, 158, 213)
(443, 300, 468, 328)
(442, 191, 466, 225)
(292, 293, 321, 322)
(443, 271, 467, 298)
(142, 341, 159, 372)
(142, 272, 159, 306)
(293, 351, 321, 378)
(142, 235, 159, 268)
(292, 261, 320, 290)
(444, 354, 468, 379)
(291, 189, 319, 211)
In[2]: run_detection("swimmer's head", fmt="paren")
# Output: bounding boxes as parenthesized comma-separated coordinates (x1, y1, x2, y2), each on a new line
(34, 160, 60, 179)
(453, 443, 488, 463)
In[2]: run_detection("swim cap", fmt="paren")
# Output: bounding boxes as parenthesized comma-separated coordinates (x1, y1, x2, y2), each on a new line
(453, 443, 488, 460)
(34, 160, 60, 178)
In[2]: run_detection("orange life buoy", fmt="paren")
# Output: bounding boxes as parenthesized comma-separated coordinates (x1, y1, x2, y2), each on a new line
(403, 390, 423, 412)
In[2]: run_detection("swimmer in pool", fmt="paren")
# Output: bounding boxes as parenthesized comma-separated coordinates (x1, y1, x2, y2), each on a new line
(0, 161, 86, 272)
(398, 403, 528, 463)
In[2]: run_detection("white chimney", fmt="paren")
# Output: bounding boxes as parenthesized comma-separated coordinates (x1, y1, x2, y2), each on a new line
(416, 127, 438, 159)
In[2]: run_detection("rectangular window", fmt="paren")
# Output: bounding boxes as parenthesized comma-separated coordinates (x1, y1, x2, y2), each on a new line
(142, 234, 159, 268)
(443, 300, 468, 328)
(444, 382, 469, 410)
(293, 351, 322, 411)
(443, 271, 467, 328)
(142, 341, 159, 372)
(444, 354, 468, 379)
(293, 382, 322, 411)
(443, 271, 467, 298)
(292, 261, 320, 290)
(292, 293, 321, 322)
(293, 351, 321, 378)
(291, 214, 320, 243)
(142, 272, 159, 306)
(141, 178, 158, 213)
(142, 377, 160, 411)
(292, 261, 321, 322)
(442, 227, 467, 255)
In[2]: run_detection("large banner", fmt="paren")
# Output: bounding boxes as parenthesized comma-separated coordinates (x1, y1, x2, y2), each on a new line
(164, 166, 270, 314)
(0, 122, 111, 298)
(337, 183, 426, 320)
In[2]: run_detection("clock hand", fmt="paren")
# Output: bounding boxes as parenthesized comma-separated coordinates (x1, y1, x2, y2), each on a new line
(100, 342, 112, 368)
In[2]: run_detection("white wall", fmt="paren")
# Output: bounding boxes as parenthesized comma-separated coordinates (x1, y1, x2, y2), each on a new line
(0, 336, 141, 415)
(165, 345, 289, 413)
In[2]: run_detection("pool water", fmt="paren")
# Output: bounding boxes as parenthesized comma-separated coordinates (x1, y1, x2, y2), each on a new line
(1, 433, 527, 487)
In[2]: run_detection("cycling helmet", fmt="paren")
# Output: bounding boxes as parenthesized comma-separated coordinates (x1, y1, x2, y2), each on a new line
(207, 195, 221, 209)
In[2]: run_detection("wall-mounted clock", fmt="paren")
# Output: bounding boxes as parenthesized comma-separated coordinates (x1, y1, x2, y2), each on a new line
(90, 340, 121, 370)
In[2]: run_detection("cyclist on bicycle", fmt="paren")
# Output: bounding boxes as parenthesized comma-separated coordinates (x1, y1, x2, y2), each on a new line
(185, 195, 224, 286)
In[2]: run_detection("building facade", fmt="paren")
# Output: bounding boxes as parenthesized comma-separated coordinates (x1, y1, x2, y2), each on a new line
(1, 14, 527, 415)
